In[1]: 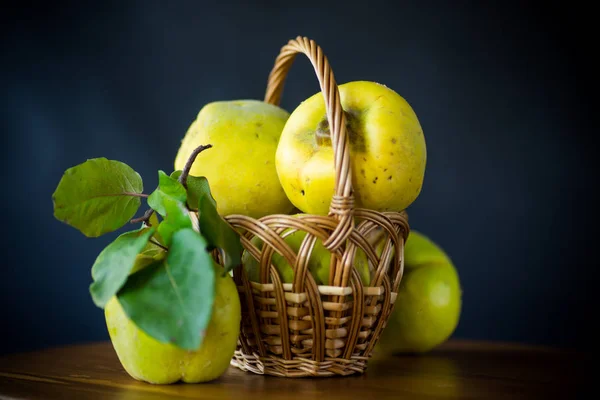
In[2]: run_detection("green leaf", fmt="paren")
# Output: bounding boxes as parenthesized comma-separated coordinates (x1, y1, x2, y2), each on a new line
(147, 171, 187, 217)
(89, 227, 155, 308)
(130, 237, 168, 275)
(139, 238, 166, 259)
(52, 158, 144, 237)
(197, 187, 242, 273)
(157, 198, 193, 246)
(117, 229, 216, 350)
(170, 171, 210, 209)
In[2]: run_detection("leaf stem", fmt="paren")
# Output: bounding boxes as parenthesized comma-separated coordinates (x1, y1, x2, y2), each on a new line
(178, 144, 212, 188)
(130, 208, 155, 225)
(150, 239, 168, 251)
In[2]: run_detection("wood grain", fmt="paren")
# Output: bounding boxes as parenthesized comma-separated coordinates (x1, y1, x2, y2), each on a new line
(0, 340, 585, 400)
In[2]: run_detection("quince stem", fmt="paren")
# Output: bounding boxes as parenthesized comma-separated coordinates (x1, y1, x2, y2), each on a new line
(177, 144, 213, 188)
(315, 110, 358, 147)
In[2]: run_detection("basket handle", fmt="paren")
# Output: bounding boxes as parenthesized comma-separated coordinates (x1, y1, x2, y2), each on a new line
(264, 36, 354, 251)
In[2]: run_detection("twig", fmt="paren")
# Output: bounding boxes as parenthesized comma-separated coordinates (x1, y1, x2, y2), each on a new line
(178, 144, 212, 188)
(130, 208, 155, 225)
(149, 239, 168, 251)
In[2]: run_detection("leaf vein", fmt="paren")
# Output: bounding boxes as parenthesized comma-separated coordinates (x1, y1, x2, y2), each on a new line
(164, 261, 187, 315)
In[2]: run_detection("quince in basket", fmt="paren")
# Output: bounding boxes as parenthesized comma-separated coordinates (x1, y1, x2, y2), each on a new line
(242, 226, 374, 286)
(276, 80, 427, 215)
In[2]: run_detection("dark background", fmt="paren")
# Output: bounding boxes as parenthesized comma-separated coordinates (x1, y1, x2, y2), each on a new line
(1, 0, 594, 355)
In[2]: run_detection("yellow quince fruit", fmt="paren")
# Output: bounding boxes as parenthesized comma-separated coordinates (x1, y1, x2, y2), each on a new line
(276, 81, 426, 215)
(105, 262, 241, 384)
(175, 100, 294, 218)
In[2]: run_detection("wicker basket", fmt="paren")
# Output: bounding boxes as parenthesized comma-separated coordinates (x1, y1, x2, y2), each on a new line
(220, 36, 410, 377)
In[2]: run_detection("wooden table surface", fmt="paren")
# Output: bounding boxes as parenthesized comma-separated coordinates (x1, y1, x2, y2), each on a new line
(0, 340, 585, 399)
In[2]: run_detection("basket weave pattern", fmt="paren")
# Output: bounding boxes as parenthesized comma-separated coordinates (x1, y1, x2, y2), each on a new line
(220, 37, 410, 377)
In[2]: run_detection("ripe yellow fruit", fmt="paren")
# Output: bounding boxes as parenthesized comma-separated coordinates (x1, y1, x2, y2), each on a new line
(105, 262, 241, 384)
(175, 100, 294, 218)
(276, 81, 426, 215)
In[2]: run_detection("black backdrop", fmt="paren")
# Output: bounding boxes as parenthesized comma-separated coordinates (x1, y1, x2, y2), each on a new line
(1, 0, 594, 355)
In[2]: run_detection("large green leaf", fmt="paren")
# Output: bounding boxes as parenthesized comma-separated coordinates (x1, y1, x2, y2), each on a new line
(170, 170, 210, 210)
(117, 229, 216, 350)
(147, 171, 187, 217)
(197, 187, 242, 273)
(157, 197, 193, 246)
(89, 227, 155, 308)
(52, 158, 144, 237)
